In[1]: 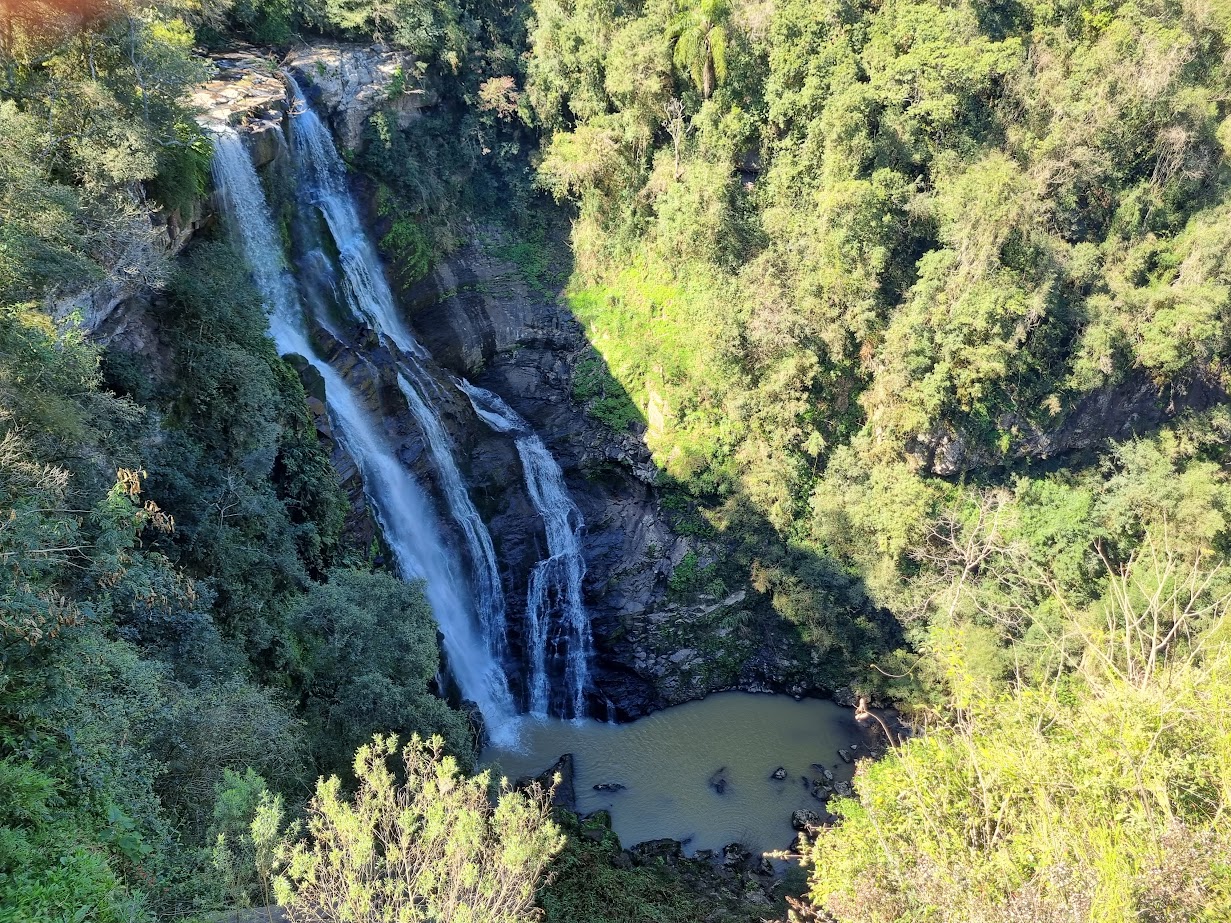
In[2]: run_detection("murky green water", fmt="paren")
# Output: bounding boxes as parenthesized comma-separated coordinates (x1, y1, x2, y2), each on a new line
(482, 692, 862, 855)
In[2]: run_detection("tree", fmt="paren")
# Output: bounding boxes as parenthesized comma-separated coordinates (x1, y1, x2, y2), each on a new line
(276, 734, 565, 923)
(288, 569, 472, 775)
(806, 534, 1231, 922)
(670, 0, 730, 100)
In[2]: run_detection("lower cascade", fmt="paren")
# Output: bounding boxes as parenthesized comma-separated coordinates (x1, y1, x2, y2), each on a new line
(460, 380, 594, 718)
(208, 126, 517, 736)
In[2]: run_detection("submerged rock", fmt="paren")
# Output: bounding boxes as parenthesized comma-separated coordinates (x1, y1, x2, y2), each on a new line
(593, 782, 627, 793)
(708, 766, 729, 795)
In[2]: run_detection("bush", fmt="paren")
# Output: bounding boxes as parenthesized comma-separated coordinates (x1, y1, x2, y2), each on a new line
(276, 735, 564, 923)
(807, 539, 1231, 922)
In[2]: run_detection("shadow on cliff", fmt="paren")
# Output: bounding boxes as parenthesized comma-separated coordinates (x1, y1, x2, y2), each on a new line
(376, 201, 906, 715)
(521, 249, 908, 712)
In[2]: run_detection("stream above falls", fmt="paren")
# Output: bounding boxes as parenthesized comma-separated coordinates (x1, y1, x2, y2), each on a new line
(481, 692, 864, 855)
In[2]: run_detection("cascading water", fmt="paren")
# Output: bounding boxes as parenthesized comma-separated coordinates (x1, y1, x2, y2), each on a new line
(209, 128, 517, 737)
(396, 373, 508, 663)
(284, 75, 510, 669)
(459, 380, 593, 718)
(285, 75, 423, 356)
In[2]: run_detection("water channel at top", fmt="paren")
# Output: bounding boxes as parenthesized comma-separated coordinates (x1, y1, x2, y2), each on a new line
(481, 692, 865, 855)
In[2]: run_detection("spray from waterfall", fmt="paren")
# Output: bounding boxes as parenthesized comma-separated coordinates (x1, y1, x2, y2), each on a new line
(459, 380, 593, 718)
(208, 127, 516, 736)
(285, 75, 511, 670)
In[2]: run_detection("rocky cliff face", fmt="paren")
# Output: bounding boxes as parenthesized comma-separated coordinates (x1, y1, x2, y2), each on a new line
(283, 42, 437, 152)
(910, 372, 1228, 476)
(54, 49, 285, 346)
(392, 229, 836, 715)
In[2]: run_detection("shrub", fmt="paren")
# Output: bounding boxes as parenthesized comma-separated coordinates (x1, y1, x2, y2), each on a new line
(276, 734, 564, 923)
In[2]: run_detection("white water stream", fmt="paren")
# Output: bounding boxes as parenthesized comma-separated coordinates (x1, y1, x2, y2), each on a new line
(284, 78, 513, 683)
(460, 381, 593, 717)
(210, 128, 516, 737)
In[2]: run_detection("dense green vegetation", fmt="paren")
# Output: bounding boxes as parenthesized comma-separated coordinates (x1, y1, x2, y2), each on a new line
(4, 0, 1231, 920)
(520, 0, 1231, 919)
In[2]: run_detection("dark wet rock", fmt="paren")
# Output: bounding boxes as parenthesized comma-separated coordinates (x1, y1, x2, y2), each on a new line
(721, 843, 750, 867)
(833, 781, 854, 798)
(792, 809, 822, 832)
(757, 857, 775, 876)
(838, 749, 853, 764)
(770, 767, 788, 781)
(629, 839, 684, 865)
(593, 782, 626, 793)
(810, 779, 833, 803)
(518, 753, 575, 813)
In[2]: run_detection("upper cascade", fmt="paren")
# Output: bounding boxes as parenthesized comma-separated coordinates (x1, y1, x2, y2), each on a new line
(283, 75, 515, 704)
(205, 68, 603, 725)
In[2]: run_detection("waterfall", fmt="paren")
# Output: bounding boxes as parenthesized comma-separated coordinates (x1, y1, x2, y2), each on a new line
(396, 373, 508, 663)
(459, 380, 593, 718)
(208, 128, 517, 737)
(285, 75, 424, 357)
(284, 76, 511, 671)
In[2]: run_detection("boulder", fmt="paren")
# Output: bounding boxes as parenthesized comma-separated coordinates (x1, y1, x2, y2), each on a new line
(810, 779, 833, 802)
(593, 782, 626, 793)
(770, 766, 788, 781)
(518, 753, 575, 813)
(722, 843, 750, 867)
(791, 809, 822, 832)
(629, 839, 684, 866)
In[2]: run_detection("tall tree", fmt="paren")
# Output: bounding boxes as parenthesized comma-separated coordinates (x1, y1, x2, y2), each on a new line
(670, 0, 729, 100)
